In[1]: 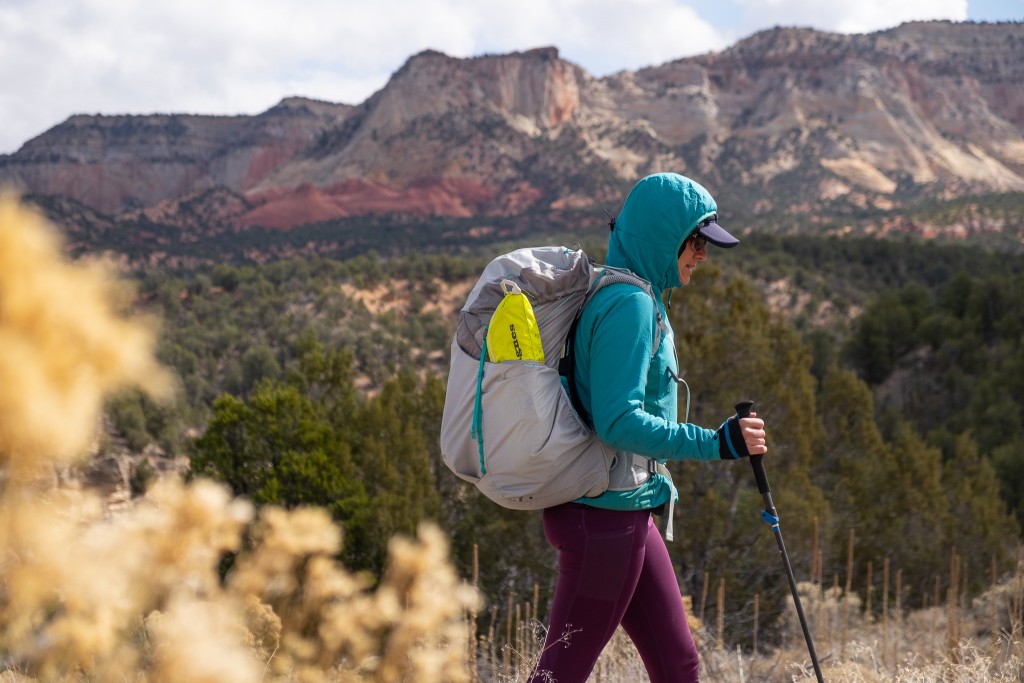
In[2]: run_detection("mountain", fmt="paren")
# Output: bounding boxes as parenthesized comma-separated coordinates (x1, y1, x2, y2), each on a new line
(1, 21, 1022, 256)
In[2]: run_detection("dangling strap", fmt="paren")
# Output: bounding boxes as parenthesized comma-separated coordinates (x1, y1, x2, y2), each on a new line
(667, 366, 691, 423)
(653, 309, 665, 358)
(471, 332, 488, 474)
(665, 495, 675, 542)
(649, 459, 676, 542)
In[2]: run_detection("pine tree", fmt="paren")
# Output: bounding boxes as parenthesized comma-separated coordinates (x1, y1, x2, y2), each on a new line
(348, 369, 444, 572)
(817, 368, 892, 603)
(883, 424, 952, 597)
(190, 382, 364, 515)
(943, 433, 1021, 591)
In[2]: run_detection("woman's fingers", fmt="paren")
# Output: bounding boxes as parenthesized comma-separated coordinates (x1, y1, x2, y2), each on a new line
(740, 417, 767, 455)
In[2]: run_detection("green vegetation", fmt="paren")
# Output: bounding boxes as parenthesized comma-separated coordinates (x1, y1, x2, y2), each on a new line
(842, 272, 1024, 527)
(189, 340, 444, 576)
(125, 253, 468, 432)
(43, 188, 1023, 269)
(665, 266, 1019, 646)
(103, 231, 1024, 646)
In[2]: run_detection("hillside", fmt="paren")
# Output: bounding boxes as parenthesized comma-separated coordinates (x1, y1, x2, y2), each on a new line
(1, 21, 1022, 263)
(4, 192, 1020, 680)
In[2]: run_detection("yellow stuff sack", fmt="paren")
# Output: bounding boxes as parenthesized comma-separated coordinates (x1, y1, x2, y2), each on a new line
(486, 279, 545, 363)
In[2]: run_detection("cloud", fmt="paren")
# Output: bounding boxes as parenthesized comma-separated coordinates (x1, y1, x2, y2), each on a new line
(735, 0, 969, 35)
(455, 0, 726, 74)
(0, 0, 454, 153)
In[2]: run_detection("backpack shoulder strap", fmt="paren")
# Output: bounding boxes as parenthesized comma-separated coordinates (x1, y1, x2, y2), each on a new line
(588, 265, 663, 357)
(559, 263, 663, 427)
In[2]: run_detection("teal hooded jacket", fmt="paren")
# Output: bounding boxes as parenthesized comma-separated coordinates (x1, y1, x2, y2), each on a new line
(573, 173, 725, 511)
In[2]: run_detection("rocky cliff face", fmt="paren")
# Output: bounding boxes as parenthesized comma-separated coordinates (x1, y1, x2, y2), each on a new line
(2, 22, 1022, 235)
(1, 97, 353, 215)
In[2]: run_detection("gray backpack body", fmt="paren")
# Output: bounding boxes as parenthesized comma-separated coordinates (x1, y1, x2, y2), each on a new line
(440, 245, 663, 510)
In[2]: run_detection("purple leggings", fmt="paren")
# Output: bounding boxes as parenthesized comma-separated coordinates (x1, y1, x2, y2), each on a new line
(528, 504, 700, 683)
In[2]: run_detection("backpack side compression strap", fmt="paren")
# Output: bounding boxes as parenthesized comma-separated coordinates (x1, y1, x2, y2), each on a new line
(471, 333, 489, 474)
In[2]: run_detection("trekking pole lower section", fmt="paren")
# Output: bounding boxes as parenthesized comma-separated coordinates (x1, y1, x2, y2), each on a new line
(737, 401, 825, 683)
(757, 487, 824, 683)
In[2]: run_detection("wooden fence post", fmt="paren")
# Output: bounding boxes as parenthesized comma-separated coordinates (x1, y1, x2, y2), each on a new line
(716, 578, 725, 651)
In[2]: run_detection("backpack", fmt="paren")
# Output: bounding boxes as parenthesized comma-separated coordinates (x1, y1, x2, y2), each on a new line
(439, 245, 663, 510)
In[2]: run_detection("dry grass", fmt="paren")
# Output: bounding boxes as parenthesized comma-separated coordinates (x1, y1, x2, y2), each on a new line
(471, 575, 1023, 682)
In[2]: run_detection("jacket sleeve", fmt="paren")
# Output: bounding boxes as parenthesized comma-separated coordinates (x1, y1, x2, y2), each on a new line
(582, 288, 720, 461)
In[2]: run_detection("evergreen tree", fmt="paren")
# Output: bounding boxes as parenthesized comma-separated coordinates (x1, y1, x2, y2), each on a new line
(843, 286, 929, 385)
(241, 343, 282, 393)
(106, 390, 151, 452)
(189, 337, 452, 577)
(347, 369, 444, 571)
(881, 424, 952, 598)
(816, 369, 893, 600)
(993, 438, 1024, 529)
(189, 344, 375, 569)
(190, 382, 364, 517)
(942, 433, 1021, 591)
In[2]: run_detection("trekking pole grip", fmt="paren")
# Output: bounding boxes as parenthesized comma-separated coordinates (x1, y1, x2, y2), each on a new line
(736, 400, 771, 496)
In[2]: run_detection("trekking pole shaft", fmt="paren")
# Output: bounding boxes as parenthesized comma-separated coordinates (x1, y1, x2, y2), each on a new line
(769, 510, 824, 683)
(735, 401, 825, 683)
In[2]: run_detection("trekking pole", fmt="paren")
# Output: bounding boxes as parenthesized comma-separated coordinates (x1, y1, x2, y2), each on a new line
(737, 400, 824, 683)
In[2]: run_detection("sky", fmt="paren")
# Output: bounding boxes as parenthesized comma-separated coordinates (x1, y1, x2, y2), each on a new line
(0, 0, 1021, 155)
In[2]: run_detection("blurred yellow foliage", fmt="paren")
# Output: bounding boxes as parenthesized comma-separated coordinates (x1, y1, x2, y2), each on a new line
(0, 195, 478, 682)
(0, 193, 173, 481)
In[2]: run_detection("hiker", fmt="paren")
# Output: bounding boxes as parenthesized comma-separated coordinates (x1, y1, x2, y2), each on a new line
(527, 172, 768, 683)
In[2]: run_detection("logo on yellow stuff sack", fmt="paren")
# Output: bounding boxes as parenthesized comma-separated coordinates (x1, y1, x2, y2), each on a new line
(509, 324, 523, 359)
(487, 280, 545, 363)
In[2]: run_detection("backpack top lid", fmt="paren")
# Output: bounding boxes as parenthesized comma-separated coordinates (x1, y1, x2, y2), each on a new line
(456, 247, 593, 370)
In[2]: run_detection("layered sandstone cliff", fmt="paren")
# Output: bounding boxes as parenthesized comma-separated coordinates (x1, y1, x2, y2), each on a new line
(1, 22, 1021, 232)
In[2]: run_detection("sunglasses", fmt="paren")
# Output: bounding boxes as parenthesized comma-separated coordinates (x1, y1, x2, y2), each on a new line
(687, 214, 717, 252)
(687, 233, 708, 252)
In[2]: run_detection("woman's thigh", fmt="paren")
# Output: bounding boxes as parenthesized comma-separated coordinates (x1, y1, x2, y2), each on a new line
(620, 521, 700, 683)
(530, 505, 651, 683)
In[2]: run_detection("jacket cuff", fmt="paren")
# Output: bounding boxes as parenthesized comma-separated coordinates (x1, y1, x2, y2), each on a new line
(717, 417, 749, 460)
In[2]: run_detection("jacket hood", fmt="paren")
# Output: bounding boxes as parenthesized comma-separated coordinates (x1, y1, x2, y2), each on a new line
(606, 173, 718, 292)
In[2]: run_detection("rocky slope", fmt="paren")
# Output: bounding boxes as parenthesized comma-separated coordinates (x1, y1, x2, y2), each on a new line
(1, 21, 1022, 240)
(2, 97, 352, 216)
